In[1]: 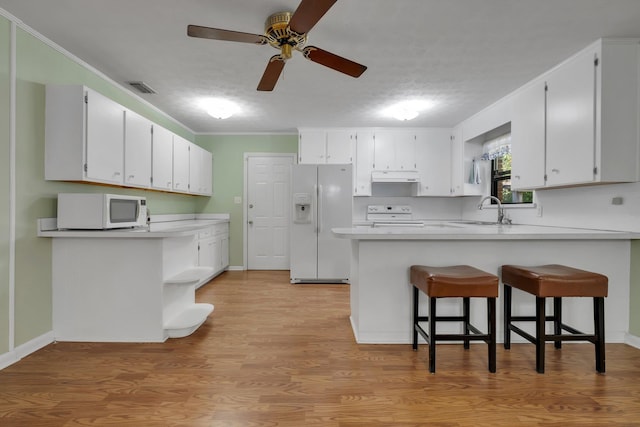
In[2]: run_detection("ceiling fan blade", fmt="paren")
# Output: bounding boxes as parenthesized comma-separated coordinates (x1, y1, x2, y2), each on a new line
(302, 46, 367, 78)
(257, 56, 286, 91)
(187, 25, 267, 45)
(289, 0, 337, 34)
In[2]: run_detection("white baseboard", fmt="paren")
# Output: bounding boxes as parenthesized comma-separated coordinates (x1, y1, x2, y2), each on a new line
(228, 266, 244, 271)
(625, 333, 640, 349)
(0, 331, 54, 371)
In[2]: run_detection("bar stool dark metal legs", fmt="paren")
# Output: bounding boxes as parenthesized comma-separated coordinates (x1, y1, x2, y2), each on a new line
(502, 264, 608, 373)
(410, 265, 498, 373)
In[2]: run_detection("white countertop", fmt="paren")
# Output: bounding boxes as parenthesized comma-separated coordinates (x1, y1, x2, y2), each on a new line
(38, 218, 229, 238)
(333, 221, 639, 240)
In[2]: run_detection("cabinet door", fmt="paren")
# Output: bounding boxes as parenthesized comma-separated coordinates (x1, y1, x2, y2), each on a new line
(189, 145, 213, 195)
(372, 130, 395, 170)
(198, 236, 218, 269)
(415, 129, 451, 196)
(546, 48, 596, 187)
(124, 109, 152, 188)
(326, 130, 354, 164)
(394, 131, 417, 170)
(85, 89, 124, 184)
(354, 131, 374, 196)
(298, 130, 326, 164)
(201, 150, 213, 196)
(151, 125, 173, 191)
(511, 81, 546, 189)
(449, 126, 463, 196)
(172, 136, 190, 192)
(188, 144, 203, 195)
(220, 235, 229, 269)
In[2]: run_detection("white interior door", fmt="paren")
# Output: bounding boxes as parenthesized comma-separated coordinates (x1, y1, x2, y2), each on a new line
(246, 155, 294, 270)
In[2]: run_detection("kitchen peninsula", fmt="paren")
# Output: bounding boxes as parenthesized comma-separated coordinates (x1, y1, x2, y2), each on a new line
(333, 223, 638, 345)
(38, 215, 229, 342)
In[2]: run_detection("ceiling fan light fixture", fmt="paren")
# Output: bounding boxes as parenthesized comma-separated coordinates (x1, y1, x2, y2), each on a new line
(384, 100, 435, 121)
(201, 98, 239, 119)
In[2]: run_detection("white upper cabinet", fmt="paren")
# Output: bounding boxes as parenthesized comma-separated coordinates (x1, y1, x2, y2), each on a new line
(151, 125, 174, 191)
(326, 130, 354, 164)
(298, 130, 326, 163)
(189, 144, 213, 196)
(510, 80, 546, 190)
(414, 129, 452, 196)
(545, 46, 598, 187)
(449, 125, 464, 196)
(45, 85, 125, 185)
(354, 130, 374, 196)
(45, 84, 213, 196)
(509, 39, 640, 189)
(298, 129, 354, 164)
(172, 136, 190, 192)
(124, 109, 152, 188)
(373, 130, 416, 170)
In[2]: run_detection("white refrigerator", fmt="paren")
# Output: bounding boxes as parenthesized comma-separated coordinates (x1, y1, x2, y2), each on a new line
(290, 164, 352, 283)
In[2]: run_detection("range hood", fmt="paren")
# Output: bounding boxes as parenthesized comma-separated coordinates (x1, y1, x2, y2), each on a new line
(371, 170, 420, 183)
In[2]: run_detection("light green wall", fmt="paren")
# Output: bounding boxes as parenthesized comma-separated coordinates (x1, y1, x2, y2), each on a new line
(8, 27, 199, 347)
(195, 134, 298, 267)
(630, 241, 640, 335)
(0, 16, 10, 354)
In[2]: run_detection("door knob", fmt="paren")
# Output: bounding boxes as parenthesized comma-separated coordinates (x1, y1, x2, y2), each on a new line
(249, 204, 254, 208)
(248, 220, 253, 225)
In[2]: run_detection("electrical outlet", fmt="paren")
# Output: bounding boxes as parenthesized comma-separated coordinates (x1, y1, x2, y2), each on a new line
(536, 205, 543, 217)
(234, 196, 242, 204)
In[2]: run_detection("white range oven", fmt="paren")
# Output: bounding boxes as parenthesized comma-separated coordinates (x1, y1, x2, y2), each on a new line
(366, 205, 424, 227)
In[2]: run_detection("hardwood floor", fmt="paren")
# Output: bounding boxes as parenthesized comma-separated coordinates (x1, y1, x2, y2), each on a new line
(1, 270, 640, 426)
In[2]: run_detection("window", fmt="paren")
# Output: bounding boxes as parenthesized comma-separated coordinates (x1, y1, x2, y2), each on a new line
(491, 153, 533, 204)
(482, 133, 533, 205)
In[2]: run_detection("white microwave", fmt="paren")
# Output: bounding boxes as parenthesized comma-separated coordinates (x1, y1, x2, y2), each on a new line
(57, 193, 147, 230)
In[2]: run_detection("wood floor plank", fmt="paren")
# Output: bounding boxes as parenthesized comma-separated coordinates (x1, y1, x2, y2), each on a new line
(1, 270, 640, 426)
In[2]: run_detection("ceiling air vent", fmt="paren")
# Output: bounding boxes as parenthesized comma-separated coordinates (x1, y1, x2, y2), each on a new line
(127, 81, 156, 94)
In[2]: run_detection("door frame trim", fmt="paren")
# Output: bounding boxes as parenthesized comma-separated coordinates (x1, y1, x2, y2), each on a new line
(243, 152, 297, 270)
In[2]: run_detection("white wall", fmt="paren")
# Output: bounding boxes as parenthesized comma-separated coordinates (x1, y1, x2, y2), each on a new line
(460, 181, 640, 232)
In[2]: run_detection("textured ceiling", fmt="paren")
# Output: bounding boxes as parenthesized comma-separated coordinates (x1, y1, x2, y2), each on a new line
(2, 0, 640, 134)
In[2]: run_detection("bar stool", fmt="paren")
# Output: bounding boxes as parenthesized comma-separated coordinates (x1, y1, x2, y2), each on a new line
(501, 264, 608, 373)
(410, 265, 498, 373)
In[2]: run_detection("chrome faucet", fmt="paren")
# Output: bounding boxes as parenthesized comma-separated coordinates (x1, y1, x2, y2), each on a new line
(478, 195, 507, 224)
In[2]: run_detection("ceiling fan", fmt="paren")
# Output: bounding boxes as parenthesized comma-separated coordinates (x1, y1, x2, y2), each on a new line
(187, 0, 367, 91)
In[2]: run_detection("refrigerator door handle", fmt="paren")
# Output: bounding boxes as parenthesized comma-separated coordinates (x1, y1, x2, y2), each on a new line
(317, 184, 323, 233)
(313, 184, 319, 233)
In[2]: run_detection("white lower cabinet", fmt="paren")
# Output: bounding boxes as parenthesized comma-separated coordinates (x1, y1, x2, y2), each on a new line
(49, 222, 229, 342)
(50, 234, 213, 342)
(197, 222, 230, 288)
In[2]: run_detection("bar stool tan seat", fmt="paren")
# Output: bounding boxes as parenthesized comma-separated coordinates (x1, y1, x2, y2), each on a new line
(501, 264, 608, 373)
(410, 265, 498, 373)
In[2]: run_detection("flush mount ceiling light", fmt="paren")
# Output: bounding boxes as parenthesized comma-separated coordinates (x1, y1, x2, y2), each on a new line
(384, 100, 435, 121)
(201, 98, 239, 119)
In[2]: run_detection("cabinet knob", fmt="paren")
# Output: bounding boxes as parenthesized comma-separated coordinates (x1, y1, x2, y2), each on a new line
(514, 175, 521, 179)
(551, 169, 560, 174)
(248, 220, 253, 225)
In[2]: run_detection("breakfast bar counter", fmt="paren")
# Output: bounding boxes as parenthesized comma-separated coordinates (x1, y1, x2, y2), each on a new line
(333, 223, 639, 345)
(38, 216, 229, 343)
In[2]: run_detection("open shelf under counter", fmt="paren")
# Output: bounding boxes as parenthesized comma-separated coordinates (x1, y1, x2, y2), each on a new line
(164, 303, 214, 338)
(164, 267, 215, 286)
